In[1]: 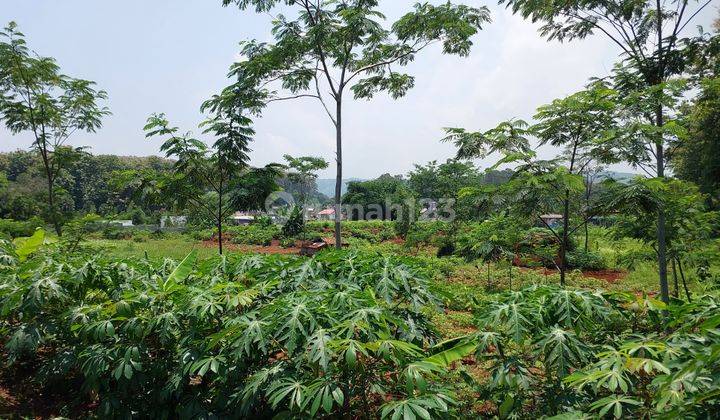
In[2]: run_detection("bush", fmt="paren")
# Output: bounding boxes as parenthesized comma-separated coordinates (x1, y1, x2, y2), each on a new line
(566, 249, 607, 271)
(405, 221, 450, 248)
(102, 226, 133, 240)
(227, 224, 281, 246)
(280, 237, 296, 248)
(518, 227, 563, 254)
(190, 228, 214, 241)
(305, 220, 397, 243)
(0, 218, 44, 238)
(132, 230, 151, 242)
(281, 206, 305, 237)
(455, 217, 524, 262)
(616, 248, 656, 269)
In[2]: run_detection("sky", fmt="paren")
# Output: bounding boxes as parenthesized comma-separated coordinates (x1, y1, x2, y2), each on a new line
(1, 1, 718, 179)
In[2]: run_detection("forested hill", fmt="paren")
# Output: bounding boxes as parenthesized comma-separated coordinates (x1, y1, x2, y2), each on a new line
(0, 147, 643, 225)
(316, 178, 363, 197)
(0, 150, 174, 221)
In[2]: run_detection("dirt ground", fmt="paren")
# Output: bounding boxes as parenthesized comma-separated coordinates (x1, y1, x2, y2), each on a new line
(522, 266, 627, 283)
(201, 240, 303, 255)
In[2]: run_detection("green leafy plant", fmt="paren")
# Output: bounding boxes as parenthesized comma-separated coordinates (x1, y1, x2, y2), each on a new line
(282, 206, 305, 238)
(0, 238, 461, 418)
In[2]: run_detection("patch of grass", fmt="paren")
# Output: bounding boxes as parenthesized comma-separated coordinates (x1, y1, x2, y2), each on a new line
(87, 238, 218, 260)
(433, 310, 476, 339)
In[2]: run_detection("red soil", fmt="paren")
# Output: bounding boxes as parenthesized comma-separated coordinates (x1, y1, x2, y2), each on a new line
(201, 240, 302, 255)
(523, 266, 627, 283)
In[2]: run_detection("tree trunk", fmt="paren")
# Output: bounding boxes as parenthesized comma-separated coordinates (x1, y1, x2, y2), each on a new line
(652, 2, 670, 305)
(334, 95, 343, 250)
(218, 187, 224, 255)
(584, 221, 589, 252)
(671, 257, 679, 299)
(676, 257, 691, 302)
(45, 171, 62, 237)
(218, 220, 223, 255)
(655, 110, 670, 305)
(559, 190, 571, 286)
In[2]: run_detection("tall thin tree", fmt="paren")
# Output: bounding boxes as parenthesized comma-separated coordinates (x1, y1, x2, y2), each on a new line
(216, 0, 490, 248)
(0, 22, 110, 236)
(498, 0, 714, 304)
(144, 108, 253, 255)
(500, 0, 712, 302)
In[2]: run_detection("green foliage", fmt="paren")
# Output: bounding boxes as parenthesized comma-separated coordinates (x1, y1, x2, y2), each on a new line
(407, 159, 482, 202)
(283, 155, 329, 208)
(405, 221, 451, 248)
(566, 249, 607, 271)
(606, 178, 718, 260)
(392, 187, 418, 239)
(435, 285, 720, 418)
(12, 228, 45, 262)
(0, 22, 110, 235)
(673, 77, 720, 208)
(144, 106, 258, 254)
(306, 220, 397, 244)
(0, 241, 457, 418)
(0, 217, 44, 238)
(343, 174, 409, 220)
(281, 206, 305, 238)
(61, 213, 102, 252)
(455, 216, 524, 263)
(227, 223, 281, 246)
(228, 164, 285, 211)
(216, 0, 490, 247)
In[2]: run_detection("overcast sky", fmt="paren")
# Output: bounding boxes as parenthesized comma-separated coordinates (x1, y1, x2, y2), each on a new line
(1, 1, 718, 179)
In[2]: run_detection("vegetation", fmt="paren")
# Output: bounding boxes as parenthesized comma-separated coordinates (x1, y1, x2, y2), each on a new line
(2, 3, 720, 419)
(214, 0, 491, 248)
(2, 230, 720, 418)
(500, 0, 715, 305)
(0, 22, 110, 236)
(1, 233, 449, 418)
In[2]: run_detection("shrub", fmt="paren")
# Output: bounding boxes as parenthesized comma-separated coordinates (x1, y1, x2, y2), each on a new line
(132, 230, 151, 242)
(102, 226, 133, 240)
(254, 215, 273, 228)
(436, 286, 720, 418)
(280, 238, 296, 248)
(281, 206, 305, 237)
(455, 217, 523, 262)
(190, 228, 214, 241)
(305, 220, 397, 244)
(615, 248, 656, 270)
(566, 249, 607, 271)
(0, 218, 44, 238)
(405, 221, 450, 248)
(227, 224, 281, 246)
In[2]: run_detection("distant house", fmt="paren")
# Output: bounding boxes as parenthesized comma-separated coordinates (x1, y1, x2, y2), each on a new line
(160, 215, 187, 229)
(231, 212, 256, 225)
(110, 220, 134, 228)
(539, 214, 564, 228)
(317, 208, 337, 221)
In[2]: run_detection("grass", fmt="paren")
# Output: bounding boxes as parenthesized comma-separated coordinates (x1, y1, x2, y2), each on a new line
(87, 237, 218, 260)
(86, 224, 718, 299)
